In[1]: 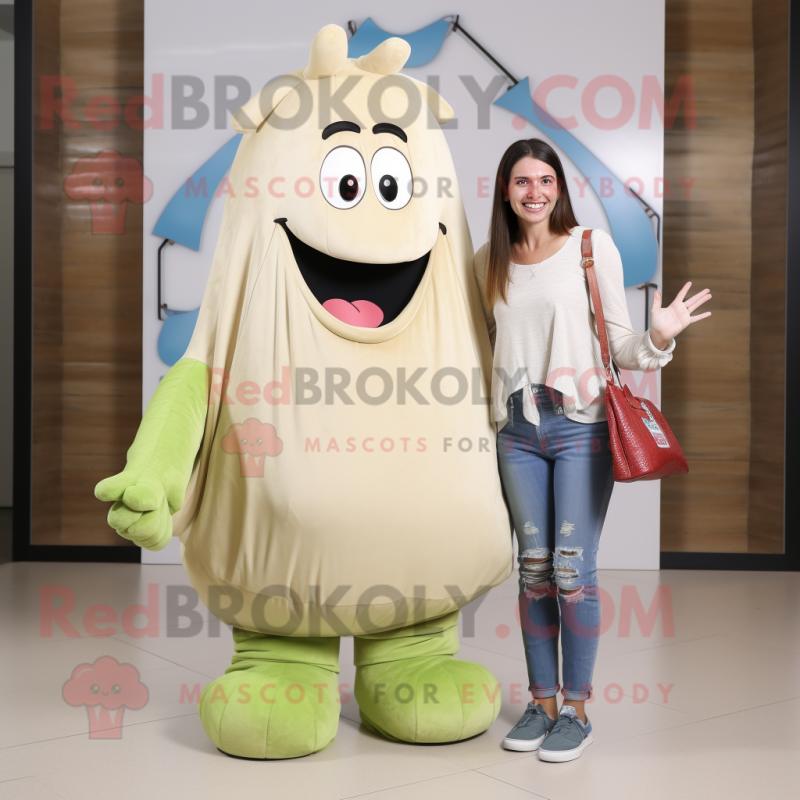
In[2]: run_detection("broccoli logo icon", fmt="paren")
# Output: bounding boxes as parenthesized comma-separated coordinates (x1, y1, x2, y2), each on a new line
(221, 419, 283, 477)
(62, 656, 148, 739)
(64, 149, 153, 234)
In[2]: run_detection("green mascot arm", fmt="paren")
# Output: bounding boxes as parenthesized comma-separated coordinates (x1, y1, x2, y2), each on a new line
(94, 358, 210, 551)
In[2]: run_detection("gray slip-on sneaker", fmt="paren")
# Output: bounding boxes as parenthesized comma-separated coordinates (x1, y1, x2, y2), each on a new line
(538, 705, 593, 762)
(502, 702, 557, 752)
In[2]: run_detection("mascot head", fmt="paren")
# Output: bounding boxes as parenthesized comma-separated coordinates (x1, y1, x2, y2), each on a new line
(225, 24, 463, 332)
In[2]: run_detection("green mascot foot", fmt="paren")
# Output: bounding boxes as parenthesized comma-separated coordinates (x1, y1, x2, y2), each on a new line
(199, 629, 341, 759)
(354, 611, 501, 744)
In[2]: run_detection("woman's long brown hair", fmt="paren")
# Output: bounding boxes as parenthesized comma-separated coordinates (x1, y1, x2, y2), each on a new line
(485, 138, 579, 307)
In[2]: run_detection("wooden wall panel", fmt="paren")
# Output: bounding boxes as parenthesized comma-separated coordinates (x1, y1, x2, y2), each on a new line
(747, 0, 788, 553)
(661, 0, 755, 552)
(58, 0, 144, 545)
(31, 0, 143, 545)
(31, 0, 64, 544)
(662, 0, 788, 553)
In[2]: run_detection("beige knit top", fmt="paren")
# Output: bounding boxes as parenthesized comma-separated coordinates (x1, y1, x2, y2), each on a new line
(473, 226, 675, 427)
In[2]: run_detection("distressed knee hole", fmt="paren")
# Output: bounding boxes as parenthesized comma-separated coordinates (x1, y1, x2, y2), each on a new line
(519, 547, 553, 595)
(554, 558, 584, 601)
(554, 545, 585, 601)
(558, 585, 585, 603)
(555, 567, 578, 579)
(519, 547, 551, 566)
(524, 584, 552, 601)
(559, 521, 575, 537)
(555, 566, 584, 603)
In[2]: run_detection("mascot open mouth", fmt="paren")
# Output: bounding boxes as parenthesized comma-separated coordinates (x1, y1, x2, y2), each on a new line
(277, 218, 443, 328)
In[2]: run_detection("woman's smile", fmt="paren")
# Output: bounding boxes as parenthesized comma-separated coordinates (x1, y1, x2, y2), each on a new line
(522, 201, 547, 213)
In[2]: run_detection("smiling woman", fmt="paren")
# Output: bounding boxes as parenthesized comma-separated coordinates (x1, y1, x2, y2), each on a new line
(474, 136, 711, 763)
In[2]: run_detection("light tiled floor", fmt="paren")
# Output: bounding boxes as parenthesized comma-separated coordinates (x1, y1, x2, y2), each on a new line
(1, 562, 798, 799)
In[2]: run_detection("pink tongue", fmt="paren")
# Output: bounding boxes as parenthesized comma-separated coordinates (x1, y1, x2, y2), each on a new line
(322, 299, 384, 328)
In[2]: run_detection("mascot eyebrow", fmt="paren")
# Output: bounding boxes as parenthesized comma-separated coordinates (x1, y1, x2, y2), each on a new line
(372, 122, 407, 142)
(321, 121, 361, 139)
(321, 120, 408, 143)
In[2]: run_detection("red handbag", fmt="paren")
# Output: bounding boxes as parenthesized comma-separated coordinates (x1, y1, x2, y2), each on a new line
(581, 229, 688, 482)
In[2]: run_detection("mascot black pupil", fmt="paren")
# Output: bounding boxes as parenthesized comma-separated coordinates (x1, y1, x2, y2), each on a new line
(380, 175, 398, 202)
(340, 174, 359, 202)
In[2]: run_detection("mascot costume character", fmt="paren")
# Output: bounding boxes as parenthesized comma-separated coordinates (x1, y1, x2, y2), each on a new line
(96, 24, 512, 759)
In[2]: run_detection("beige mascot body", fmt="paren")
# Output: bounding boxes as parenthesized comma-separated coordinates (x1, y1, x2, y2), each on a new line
(98, 25, 512, 758)
(175, 27, 511, 636)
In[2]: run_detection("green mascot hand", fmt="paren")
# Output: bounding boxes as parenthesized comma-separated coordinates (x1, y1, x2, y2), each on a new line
(95, 358, 210, 551)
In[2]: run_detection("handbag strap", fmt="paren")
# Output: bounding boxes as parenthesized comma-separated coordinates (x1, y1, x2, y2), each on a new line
(581, 229, 614, 384)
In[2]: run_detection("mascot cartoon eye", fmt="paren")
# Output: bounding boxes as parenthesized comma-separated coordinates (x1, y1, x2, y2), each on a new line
(111, 684, 121, 694)
(320, 146, 366, 209)
(371, 148, 412, 210)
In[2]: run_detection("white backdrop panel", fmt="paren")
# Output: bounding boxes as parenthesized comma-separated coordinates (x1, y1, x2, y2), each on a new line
(142, 0, 665, 567)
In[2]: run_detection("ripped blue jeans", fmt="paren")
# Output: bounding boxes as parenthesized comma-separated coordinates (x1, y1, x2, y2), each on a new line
(497, 385, 615, 701)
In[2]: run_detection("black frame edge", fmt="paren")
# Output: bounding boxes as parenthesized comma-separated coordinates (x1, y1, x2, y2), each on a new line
(661, 552, 796, 571)
(12, 0, 32, 562)
(19, 546, 142, 563)
(783, 0, 800, 570)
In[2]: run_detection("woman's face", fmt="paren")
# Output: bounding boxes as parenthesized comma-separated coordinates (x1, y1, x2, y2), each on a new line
(504, 156, 559, 226)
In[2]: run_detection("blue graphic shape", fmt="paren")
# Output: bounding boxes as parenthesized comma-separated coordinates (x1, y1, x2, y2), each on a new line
(494, 79, 657, 286)
(348, 17, 450, 66)
(153, 134, 242, 250)
(157, 307, 200, 367)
